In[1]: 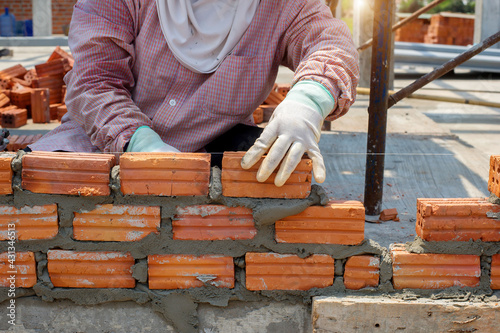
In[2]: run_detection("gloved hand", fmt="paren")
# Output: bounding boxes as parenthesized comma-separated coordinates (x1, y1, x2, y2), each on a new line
(126, 126, 180, 153)
(241, 81, 334, 187)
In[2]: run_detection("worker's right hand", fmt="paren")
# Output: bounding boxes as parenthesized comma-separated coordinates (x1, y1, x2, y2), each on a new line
(126, 126, 180, 153)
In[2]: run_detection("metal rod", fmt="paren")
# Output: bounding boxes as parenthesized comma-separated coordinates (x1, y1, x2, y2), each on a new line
(357, 87, 500, 109)
(358, 0, 446, 52)
(388, 30, 500, 108)
(364, 0, 394, 215)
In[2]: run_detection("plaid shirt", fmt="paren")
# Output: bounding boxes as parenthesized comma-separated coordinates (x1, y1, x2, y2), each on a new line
(30, 0, 359, 153)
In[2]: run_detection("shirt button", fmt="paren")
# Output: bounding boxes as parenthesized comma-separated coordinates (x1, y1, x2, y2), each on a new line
(169, 99, 176, 106)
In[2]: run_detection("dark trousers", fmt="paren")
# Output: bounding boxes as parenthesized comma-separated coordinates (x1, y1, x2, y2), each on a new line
(205, 124, 263, 167)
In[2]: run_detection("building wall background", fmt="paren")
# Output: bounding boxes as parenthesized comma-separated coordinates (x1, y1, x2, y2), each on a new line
(1, 0, 76, 35)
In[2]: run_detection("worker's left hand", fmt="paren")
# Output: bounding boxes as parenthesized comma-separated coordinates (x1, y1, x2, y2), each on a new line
(241, 100, 326, 187)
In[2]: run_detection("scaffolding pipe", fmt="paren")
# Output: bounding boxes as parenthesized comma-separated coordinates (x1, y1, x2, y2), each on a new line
(358, 0, 447, 52)
(357, 87, 500, 109)
(389, 30, 500, 108)
(364, 0, 394, 215)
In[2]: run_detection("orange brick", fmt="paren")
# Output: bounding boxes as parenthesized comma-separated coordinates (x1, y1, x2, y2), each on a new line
(1, 108, 28, 128)
(275, 201, 365, 245)
(50, 103, 63, 120)
(253, 107, 263, 124)
(57, 104, 67, 121)
(264, 89, 285, 105)
(62, 85, 66, 103)
(32, 76, 64, 104)
(120, 153, 210, 196)
(47, 250, 135, 288)
(276, 83, 291, 97)
(221, 152, 313, 199)
(22, 152, 116, 196)
(148, 254, 234, 289)
(47, 46, 75, 68)
(489, 155, 500, 198)
(379, 208, 399, 221)
(0, 154, 13, 195)
(245, 253, 335, 290)
(11, 77, 31, 88)
(416, 198, 500, 242)
(0, 105, 17, 114)
(10, 90, 31, 109)
(492, 254, 500, 290)
(0, 93, 9, 108)
(344, 255, 380, 290)
(31, 88, 50, 123)
(391, 245, 480, 289)
(0, 204, 58, 240)
(73, 205, 160, 241)
(24, 69, 37, 86)
(0, 252, 37, 288)
(173, 205, 256, 240)
(0, 65, 28, 80)
(35, 58, 71, 78)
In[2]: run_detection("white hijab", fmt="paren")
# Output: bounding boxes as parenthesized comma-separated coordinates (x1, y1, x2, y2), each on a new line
(156, 0, 260, 74)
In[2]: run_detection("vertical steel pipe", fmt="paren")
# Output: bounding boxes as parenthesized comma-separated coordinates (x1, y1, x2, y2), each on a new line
(364, 0, 394, 215)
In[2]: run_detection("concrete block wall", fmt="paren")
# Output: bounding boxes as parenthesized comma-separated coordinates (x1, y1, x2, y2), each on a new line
(0, 151, 499, 332)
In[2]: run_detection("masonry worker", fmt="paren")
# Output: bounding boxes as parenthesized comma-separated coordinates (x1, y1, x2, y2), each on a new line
(28, 0, 359, 187)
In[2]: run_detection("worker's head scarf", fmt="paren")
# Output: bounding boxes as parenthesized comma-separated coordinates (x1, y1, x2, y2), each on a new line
(156, 0, 260, 74)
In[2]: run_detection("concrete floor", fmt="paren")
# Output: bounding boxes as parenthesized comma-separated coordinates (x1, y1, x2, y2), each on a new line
(1, 48, 499, 248)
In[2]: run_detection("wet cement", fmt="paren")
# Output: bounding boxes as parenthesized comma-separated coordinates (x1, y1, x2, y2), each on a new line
(2, 152, 499, 332)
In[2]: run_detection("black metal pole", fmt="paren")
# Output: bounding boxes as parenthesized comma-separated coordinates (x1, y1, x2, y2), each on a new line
(364, 0, 394, 215)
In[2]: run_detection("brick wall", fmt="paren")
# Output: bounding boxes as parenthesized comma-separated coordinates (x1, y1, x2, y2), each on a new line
(0, 0, 32, 21)
(51, 0, 77, 35)
(0, 151, 498, 331)
(0, 0, 76, 35)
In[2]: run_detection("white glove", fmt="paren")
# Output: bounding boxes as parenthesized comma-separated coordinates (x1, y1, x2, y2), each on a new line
(241, 100, 326, 187)
(126, 126, 180, 153)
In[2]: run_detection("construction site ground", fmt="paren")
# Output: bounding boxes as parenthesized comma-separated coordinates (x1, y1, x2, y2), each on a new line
(1, 47, 499, 332)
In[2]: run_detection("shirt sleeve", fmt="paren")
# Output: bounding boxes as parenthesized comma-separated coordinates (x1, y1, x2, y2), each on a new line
(64, 0, 151, 153)
(280, 0, 360, 121)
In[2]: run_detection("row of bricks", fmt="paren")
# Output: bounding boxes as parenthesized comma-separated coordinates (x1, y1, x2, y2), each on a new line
(2, 249, 499, 291)
(0, 202, 365, 245)
(2, 153, 500, 200)
(0, 151, 314, 199)
(2, 198, 498, 244)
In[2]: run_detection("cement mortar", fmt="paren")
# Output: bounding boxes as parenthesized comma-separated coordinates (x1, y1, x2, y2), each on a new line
(2, 156, 499, 332)
(407, 237, 500, 256)
(489, 193, 500, 205)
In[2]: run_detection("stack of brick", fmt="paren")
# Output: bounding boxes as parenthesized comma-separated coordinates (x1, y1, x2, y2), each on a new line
(0, 46, 72, 130)
(395, 18, 430, 43)
(0, 151, 498, 331)
(424, 13, 474, 46)
(392, 154, 500, 290)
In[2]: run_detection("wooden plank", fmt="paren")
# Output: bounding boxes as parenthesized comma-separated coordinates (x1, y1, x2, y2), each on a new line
(313, 296, 500, 333)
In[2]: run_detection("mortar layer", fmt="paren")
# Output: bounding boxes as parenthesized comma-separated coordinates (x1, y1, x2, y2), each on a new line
(407, 237, 500, 256)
